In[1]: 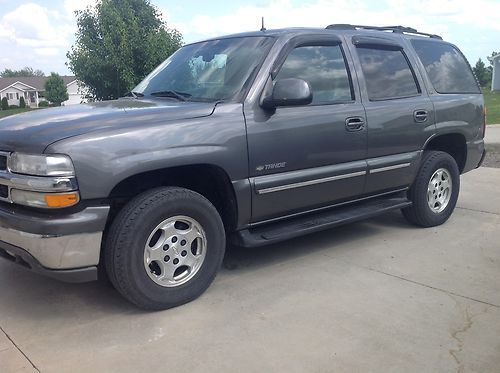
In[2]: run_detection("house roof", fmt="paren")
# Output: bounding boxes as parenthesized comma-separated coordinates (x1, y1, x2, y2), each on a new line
(0, 76, 77, 91)
(489, 54, 500, 63)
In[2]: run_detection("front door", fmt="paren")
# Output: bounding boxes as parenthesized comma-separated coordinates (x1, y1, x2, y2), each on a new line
(245, 38, 368, 223)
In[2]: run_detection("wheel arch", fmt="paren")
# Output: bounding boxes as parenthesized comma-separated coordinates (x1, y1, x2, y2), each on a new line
(106, 164, 239, 233)
(424, 133, 467, 173)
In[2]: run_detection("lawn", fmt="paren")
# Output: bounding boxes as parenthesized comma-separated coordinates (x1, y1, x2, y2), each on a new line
(483, 89, 500, 125)
(0, 108, 36, 119)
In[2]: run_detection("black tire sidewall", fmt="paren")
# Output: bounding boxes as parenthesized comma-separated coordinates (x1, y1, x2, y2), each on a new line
(409, 152, 460, 226)
(109, 188, 225, 309)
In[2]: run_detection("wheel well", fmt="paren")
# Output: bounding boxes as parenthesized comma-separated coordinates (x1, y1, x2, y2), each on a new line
(107, 165, 238, 233)
(425, 134, 467, 173)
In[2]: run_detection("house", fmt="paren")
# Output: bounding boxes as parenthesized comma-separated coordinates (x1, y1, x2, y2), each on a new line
(0, 76, 87, 107)
(490, 54, 500, 92)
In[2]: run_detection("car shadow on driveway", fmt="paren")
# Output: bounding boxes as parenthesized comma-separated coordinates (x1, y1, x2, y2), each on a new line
(223, 210, 413, 272)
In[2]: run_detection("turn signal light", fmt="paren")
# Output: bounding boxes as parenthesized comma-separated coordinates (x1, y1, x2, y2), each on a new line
(10, 189, 80, 209)
(44, 193, 79, 208)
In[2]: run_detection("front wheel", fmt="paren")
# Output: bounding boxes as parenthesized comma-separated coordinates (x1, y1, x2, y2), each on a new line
(402, 151, 460, 227)
(105, 187, 225, 310)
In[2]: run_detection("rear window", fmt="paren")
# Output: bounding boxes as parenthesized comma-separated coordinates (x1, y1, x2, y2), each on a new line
(411, 40, 480, 94)
(356, 47, 420, 101)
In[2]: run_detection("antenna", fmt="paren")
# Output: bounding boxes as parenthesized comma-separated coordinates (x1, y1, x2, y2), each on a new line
(260, 17, 266, 32)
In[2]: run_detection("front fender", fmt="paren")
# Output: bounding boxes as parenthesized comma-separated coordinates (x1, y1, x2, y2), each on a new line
(45, 104, 247, 199)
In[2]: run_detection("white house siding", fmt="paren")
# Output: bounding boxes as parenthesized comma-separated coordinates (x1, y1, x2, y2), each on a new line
(0, 85, 27, 106)
(62, 80, 86, 106)
(492, 56, 500, 92)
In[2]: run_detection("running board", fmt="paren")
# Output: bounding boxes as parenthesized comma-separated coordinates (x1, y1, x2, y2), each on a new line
(231, 196, 411, 248)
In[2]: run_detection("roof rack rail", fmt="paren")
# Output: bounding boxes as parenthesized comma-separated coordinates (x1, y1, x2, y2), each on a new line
(325, 24, 442, 40)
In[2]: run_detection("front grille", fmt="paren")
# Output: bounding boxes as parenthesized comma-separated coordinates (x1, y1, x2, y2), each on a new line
(0, 155, 6, 171)
(0, 184, 8, 199)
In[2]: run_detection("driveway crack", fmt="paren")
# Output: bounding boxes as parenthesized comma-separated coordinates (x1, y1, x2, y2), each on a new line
(448, 299, 490, 373)
(364, 267, 500, 308)
(456, 206, 500, 216)
(0, 326, 40, 372)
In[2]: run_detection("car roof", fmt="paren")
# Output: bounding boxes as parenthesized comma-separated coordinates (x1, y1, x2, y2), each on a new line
(190, 26, 444, 45)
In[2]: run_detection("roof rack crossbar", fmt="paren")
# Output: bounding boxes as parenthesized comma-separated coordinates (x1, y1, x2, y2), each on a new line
(325, 24, 442, 40)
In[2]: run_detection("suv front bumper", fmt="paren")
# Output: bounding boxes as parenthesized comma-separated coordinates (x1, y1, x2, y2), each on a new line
(0, 205, 109, 282)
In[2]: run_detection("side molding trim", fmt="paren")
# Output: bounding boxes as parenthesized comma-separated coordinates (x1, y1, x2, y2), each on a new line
(256, 170, 366, 195)
(369, 163, 411, 174)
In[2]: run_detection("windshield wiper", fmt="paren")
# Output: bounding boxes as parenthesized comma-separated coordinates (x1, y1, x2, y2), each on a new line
(150, 90, 191, 101)
(123, 91, 144, 98)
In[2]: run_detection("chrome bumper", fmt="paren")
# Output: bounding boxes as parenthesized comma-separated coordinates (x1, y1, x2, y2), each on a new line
(0, 204, 109, 282)
(0, 226, 102, 269)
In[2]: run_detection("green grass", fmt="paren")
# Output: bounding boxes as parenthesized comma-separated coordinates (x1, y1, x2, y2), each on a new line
(0, 108, 36, 119)
(483, 89, 500, 125)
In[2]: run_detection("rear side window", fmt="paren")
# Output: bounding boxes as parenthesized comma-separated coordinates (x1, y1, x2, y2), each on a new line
(411, 40, 480, 94)
(356, 47, 420, 100)
(276, 45, 353, 104)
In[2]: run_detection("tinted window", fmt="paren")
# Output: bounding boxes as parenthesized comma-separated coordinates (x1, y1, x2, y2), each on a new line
(356, 47, 420, 100)
(411, 40, 480, 94)
(276, 45, 353, 104)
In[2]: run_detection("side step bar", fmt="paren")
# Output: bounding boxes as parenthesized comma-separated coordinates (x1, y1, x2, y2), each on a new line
(231, 196, 411, 248)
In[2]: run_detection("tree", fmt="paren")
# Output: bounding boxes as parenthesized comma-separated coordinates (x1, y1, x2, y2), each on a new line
(44, 73, 69, 106)
(0, 67, 45, 78)
(487, 52, 499, 73)
(472, 58, 491, 87)
(67, 0, 182, 100)
(19, 96, 26, 108)
(1, 97, 8, 111)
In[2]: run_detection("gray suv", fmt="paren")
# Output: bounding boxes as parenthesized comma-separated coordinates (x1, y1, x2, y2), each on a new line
(0, 25, 486, 309)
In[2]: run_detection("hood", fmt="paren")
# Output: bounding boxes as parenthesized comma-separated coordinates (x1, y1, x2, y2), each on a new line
(0, 98, 216, 153)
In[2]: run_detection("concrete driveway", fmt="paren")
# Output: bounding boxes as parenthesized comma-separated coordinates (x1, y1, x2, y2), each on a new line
(1, 167, 499, 373)
(486, 124, 500, 144)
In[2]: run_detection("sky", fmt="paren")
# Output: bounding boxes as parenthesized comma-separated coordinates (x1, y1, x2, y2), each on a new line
(0, 0, 499, 76)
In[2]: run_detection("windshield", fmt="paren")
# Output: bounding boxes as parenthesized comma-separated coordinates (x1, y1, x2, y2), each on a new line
(133, 36, 275, 102)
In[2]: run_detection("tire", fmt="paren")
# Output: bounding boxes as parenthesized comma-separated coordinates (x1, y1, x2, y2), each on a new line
(105, 187, 225, 310)
(402, 151, 460, 227)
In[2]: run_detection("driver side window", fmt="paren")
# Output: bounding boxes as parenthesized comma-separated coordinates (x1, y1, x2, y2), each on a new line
(275, 45, 353, 105)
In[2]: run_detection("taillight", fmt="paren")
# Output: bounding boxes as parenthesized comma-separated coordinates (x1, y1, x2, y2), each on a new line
(482, 106, 487, 138)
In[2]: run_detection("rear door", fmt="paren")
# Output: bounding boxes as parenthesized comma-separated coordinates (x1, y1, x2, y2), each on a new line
(244, 35, 368, 223)
(346, 35, 435, 194)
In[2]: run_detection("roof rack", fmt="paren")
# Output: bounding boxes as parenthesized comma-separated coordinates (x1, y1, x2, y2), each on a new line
(325, 24, 442, 40)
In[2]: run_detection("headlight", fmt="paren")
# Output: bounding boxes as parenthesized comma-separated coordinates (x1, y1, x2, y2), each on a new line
(8, 153, 75, 176)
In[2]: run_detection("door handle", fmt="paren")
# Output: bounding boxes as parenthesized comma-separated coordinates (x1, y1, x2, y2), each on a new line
(414, 110, 428, 123)
(345, 117, 365, 132)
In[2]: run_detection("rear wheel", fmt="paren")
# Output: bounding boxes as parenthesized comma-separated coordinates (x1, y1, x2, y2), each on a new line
(402, 151, 460, 227)
(105, 187, 225, 310)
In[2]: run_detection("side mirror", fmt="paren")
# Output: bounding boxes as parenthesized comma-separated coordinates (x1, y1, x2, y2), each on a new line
(261, 78, 312, 109)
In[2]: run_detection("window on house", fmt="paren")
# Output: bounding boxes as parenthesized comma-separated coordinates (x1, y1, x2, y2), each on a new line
(16, 93, 19, 100)
(356, 47, 420, 100)
(276, 45, 353, 104)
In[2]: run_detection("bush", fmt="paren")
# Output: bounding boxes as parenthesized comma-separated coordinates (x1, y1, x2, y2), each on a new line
(38, 100, 49, 107)
(19, 96, 26, 108)
(9, 105, 19, 109)
(1, 97, 8, 110)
